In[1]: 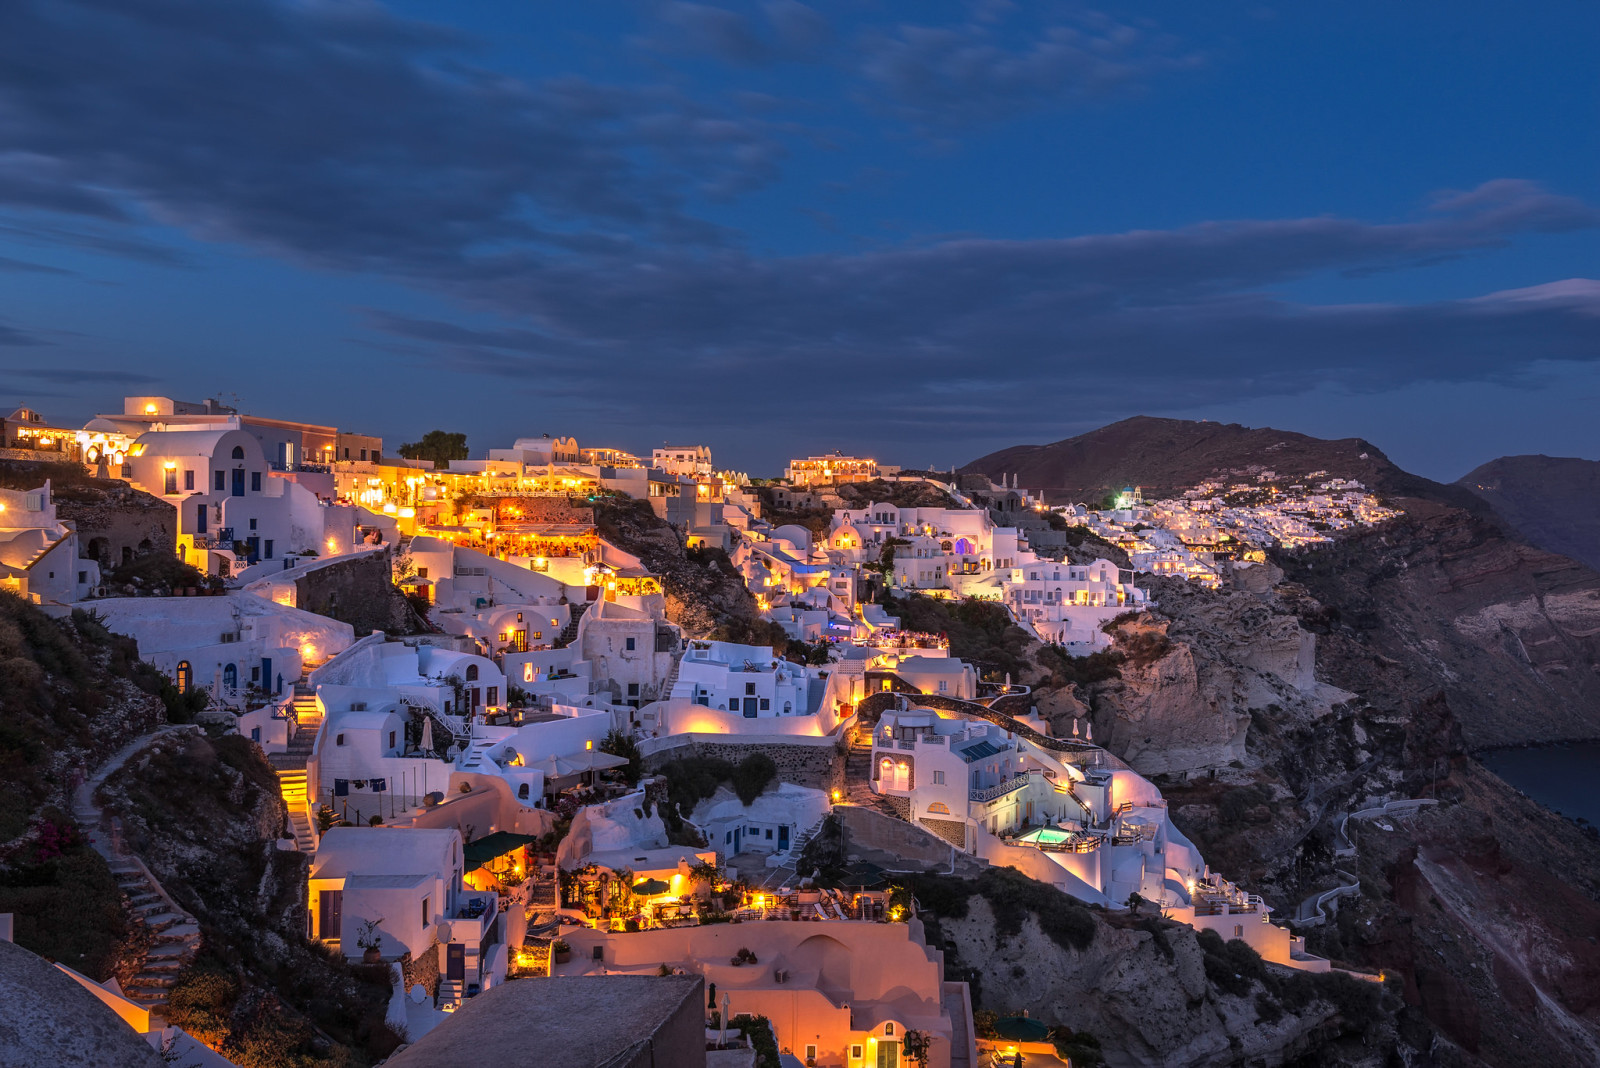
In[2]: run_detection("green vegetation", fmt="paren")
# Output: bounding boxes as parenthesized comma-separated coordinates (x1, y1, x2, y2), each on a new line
(730, 752, 776, 804)
(1052, 1026, 1106, 1066)
(1194, 929, 1386, 1030)
(599, 728, 643, 785)
(396, 429, 469, 469)
(104, 551, 218, 593)
(907, 867, 1096, 953)
(784, 638, 831, 665)
(653, 752, 778, 837)
(0, 812, 130, 980)
(885, 594, 1034, 680)
(1035, 644, 1124, 688)
(0, 595, 166, 840)
(728, 1013, 781, 1068)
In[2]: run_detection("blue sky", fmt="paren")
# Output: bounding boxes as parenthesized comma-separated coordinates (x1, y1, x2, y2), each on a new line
(1, 0, 1596, 478)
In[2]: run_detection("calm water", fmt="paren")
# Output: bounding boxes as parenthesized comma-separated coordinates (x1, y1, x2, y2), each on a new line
(1481, 743, 1600, 826)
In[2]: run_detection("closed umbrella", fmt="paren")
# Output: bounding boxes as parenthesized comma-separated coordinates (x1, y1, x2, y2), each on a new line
(420, 715, 434, 754)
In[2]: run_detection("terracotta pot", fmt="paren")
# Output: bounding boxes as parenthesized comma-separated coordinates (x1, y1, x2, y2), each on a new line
(554, 948, 571, 964)
(362, 947, 381, 964)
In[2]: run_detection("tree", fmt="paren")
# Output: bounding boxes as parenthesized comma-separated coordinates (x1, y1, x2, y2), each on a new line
(397, 430, 469, 470)
(599, 728, 643, 785)
(731, 753, 776, 804)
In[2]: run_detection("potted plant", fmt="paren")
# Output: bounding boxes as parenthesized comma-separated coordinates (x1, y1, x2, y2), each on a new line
(552, 939, 571, 964)
(355, 919, 383, 964)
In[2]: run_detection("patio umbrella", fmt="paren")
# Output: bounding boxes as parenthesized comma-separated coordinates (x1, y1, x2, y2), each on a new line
(633, 878, 670, 895)
(420, 716, 434, 754)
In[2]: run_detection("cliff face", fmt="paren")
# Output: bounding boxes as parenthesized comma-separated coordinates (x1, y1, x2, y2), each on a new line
(1458, 454, 1600, 572)
(1281, 507, 1600, 747)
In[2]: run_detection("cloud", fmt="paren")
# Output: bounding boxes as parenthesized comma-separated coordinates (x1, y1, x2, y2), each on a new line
(649, 1, 833, 65)
(2, 365, 162, 384)
(0, 0, 787, 270)
(857, 10, 1201, 128)
(361, 180, 1600, 444)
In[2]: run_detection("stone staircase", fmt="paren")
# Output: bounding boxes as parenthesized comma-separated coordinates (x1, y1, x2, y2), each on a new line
(111, 860, 201, 1020)
(554, 601, 591, 648)
(789, 814, 829, 858)
(268, 684, 322, 851)
(843, 737, 903, 819)
(660, 655, 683, 701)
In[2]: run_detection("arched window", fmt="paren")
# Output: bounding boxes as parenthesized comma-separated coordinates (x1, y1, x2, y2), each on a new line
(927, 802, 951, 815)
(231, 445, 245, 459)
(223, 663, 237, 691)
(175, 661, 192, 693)
(465, 664, 479, 682)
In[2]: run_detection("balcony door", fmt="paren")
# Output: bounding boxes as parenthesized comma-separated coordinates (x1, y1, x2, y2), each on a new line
(876, 1040, 898, 1068)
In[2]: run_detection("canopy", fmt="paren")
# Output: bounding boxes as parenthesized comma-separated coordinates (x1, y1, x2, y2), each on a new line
(992, 1016, 1051, 1042)
(463, 831, 540, 872)
(532, 749, 630, 778)
(632, 878, 671, 895)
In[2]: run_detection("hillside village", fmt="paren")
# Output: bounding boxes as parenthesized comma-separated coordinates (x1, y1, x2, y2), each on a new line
(0, 400, 1478, 1067)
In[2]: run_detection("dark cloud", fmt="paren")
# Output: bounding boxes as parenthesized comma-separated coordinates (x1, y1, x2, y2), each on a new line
(0, 322, 49, 346)
(650, 1, 833, 65)
(857, 10, 1201, 128)
(365, 181, 1600, 443)
(0, 0, 785, 269)
(2, 365, 162, 384)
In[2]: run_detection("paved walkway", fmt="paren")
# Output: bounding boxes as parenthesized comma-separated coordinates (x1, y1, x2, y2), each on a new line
(1292, 798, 1440, 926)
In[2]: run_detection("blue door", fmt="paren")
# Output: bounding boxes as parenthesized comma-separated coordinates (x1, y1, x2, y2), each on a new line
(742, 697, 759, 717)
(261, 657, 273, 692)
(231, 468, 244, 496)
(778, 825, 789, 850)
(196, 502, 207, 534)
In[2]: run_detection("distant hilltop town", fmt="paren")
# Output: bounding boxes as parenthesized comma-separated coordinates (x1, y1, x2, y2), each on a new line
(0, 397, 1408, 1067)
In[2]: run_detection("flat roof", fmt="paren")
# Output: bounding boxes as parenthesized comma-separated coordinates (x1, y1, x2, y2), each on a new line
(386, 975, 704, 1068)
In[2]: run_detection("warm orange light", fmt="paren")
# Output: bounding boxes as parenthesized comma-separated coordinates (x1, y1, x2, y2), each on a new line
(144, 404, 158, 414)
(163, 460, 177, 470)
(585, 740, 593, 750)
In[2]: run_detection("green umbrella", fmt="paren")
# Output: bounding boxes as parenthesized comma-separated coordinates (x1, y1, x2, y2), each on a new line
(993, 1016, 1050, 1042)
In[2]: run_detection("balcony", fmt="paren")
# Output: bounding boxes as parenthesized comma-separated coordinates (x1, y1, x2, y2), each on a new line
(970, 772, 1032, 803)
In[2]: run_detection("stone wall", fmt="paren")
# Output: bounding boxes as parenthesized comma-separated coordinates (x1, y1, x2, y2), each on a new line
(919, 816, 968, 850)
(402, 936, 441, 998)
(293, 548, 417, 636)
(836, 805, 959, 869)
(57, 483, 177, 570)
(644, 736, 845, 794)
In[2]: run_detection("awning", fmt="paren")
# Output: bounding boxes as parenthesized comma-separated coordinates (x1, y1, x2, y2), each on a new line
(463, 831, 540, 871)
(532, 749, 630, 778)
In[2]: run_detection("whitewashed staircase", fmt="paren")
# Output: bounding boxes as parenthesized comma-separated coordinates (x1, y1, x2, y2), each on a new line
(269, 683, 322, 850)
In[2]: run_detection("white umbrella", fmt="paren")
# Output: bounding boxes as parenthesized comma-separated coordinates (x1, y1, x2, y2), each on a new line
(420, 716, 434, 754)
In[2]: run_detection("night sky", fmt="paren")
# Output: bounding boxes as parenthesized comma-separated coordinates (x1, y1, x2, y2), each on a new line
(1, 1, 1596, 478)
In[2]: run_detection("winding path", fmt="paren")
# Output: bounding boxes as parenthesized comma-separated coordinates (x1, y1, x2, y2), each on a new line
(71, 725, 205, 1023)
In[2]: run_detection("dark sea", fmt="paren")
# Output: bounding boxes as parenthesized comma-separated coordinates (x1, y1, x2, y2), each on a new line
(1481, 742, 1600, 826)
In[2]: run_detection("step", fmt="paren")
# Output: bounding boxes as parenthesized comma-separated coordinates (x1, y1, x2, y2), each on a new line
(130, 972, 180, 989)
(134, 900, 173, 917)
(124, 988, 171, 1004)
(142, 912, 184, 930)
(141, 957, 187, 973)
(152, 925, 201, 944)
(146, 943, 193, 961)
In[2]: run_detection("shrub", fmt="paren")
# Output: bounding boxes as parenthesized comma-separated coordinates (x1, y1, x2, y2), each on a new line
(1052, 1026, 1105, 1067)
(731, 753, 777, 805)
(908, 868, 1096, 953)
(599, 728, 643, 785)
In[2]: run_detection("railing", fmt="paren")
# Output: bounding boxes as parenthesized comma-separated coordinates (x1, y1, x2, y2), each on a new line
(970, 772, 1032, 803)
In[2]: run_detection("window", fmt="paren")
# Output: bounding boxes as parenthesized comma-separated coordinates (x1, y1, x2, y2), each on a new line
(163, 469, 177, 494)
(422, 896, 430, 928)
(938, 680, 948, 693)
(627, 683, 639, 697)
(1234, 924, 1244, 938)
(885, 1023, 895, 1037)
(249, 518, 257, 530)
(487, 686, 498, 706)
(759, 698, 770, 711)
(184, 470, 194, 490)
(360, 449, 368, 461)
(851, 1046, 863, 1059)
(765, 828, 773, 839)
(465, 665, 479, 682)
(625, 637, 636, 651)
(336, 733, 346, 746)
(175, 661, 191, 693)
(343, 448, 350, 459)
(928, 802, 950, 815)
(231, 445, 245, 460)
(388, 731, 396, 749)
(416, 566, 428, 579)
(214, 470, 225, 491)
(251, 471, 261, 492)
(805, 1046, 817, 1062)
(745, 682, 756, 695)
(932, 770, 945, 785)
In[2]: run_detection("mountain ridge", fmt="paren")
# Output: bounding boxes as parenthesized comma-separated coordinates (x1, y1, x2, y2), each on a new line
(1456, 453, 1600, 572)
